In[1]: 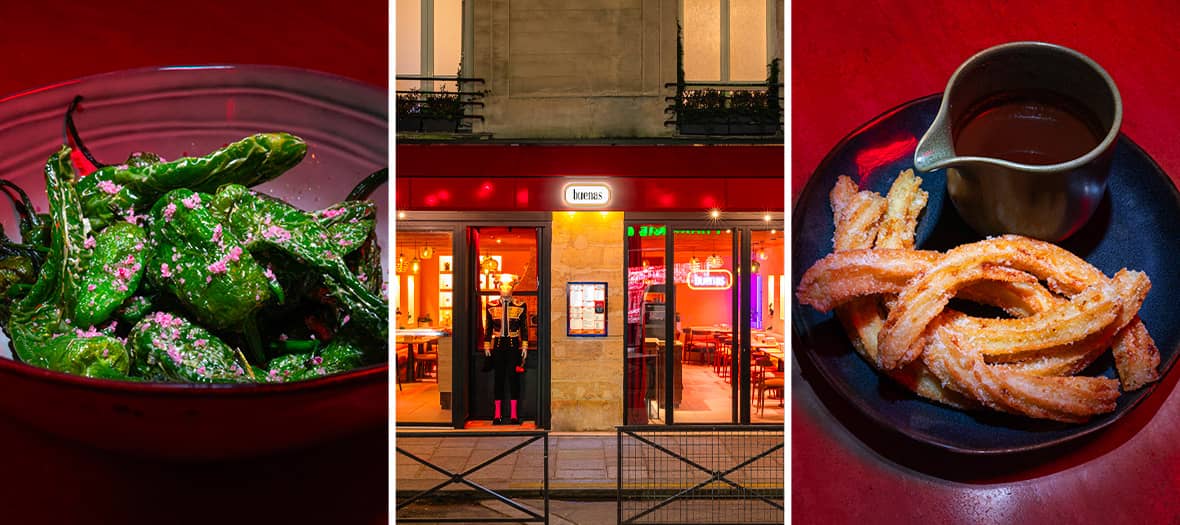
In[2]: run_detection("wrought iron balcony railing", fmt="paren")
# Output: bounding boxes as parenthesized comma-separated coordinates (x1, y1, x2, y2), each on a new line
(395, 75, 486, 134)
(664, 80, 784, 137)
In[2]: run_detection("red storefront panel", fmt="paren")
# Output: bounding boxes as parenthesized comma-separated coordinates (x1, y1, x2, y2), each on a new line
(396, 144, 785, 212)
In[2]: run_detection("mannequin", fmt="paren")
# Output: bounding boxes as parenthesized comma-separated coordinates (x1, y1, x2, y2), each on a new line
(484, 278, 528, 425)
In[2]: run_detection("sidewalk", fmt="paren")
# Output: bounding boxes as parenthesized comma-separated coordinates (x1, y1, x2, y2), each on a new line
(395, 429, 785, 524)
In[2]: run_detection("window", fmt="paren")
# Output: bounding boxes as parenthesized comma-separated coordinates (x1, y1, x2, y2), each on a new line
(683, 0, 776, 82)
(396, 0, 462, 91)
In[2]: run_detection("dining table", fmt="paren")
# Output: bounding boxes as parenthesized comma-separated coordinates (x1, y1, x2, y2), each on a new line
(0, 3, 387, 524)
(794, 1, 1180, 523)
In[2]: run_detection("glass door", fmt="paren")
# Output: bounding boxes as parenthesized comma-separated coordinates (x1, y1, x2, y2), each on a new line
(748, 228, 785, 423)
(394, 230, 454, 424)
(624, 219, 784, 425)
(624, 224, 737, 424)
(467, 226, 541, 427)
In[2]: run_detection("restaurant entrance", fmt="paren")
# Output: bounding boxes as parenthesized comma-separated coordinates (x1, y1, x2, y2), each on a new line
(623, 215, 785, 425)
(395, 213, 552, 429)
(466, 226, 545, 426)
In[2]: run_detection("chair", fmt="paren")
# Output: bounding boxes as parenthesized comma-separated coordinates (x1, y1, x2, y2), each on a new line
(682, 328, 716, 365)
(415, 341, 439, 380)
(753, 356, 784, 415)
(714, 333, 732, 380)
(395, 344, 409, 390)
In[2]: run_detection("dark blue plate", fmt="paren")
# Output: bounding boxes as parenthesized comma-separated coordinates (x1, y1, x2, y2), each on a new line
(792, 94, 1180, 454)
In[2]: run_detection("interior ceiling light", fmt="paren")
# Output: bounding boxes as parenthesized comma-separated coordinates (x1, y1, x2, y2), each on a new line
(419, 244, 434, 260)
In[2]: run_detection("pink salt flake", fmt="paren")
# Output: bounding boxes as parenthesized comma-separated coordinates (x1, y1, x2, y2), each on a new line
(338, 239, 352, 247)
(197, 365, 207, 377)
(159, 263, 173, 278)
(83, 236, 96, 249)
(167, 347, 183, 365)
(206, 260, 228, 275)
(182, 193, 202, 209)
(278, 333, 288, 341)
(227, 246, 243, 262)
(87, 284, 97, 292)
(320, 208, 345, 219)
(133, 242, 143, 252)
(205, 275, 212, 284)
(194, 339, 208, 348)
(264, 267, 276, 280)
(97, 180, 123, 195)
(163, 202, 178, 221)
(262, 225, 291, 243)
(311, 356, 324, 366)
(116, 266, 134, 280)
(358, 273, 367, 282)
(341, 315, 350, 326)
(211, 224, 223, 244)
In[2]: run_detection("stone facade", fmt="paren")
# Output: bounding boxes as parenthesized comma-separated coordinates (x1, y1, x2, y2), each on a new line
(549, 211, 625, 430)
(470, 0, 678, 138)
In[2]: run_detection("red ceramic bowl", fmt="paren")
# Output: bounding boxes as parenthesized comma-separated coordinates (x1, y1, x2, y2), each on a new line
(0, 65, 388, 460)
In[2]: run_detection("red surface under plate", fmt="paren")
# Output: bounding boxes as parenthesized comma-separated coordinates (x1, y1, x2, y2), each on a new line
(793, 1, 1180, 523)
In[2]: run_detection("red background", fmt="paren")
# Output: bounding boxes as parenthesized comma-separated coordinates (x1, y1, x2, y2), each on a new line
(0, 2, 387, 524)
(793, 1, 1180, 523)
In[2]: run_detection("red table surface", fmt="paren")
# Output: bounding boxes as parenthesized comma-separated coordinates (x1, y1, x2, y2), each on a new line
(0, 3, 388, 525)
(793, 1, 1180, 523)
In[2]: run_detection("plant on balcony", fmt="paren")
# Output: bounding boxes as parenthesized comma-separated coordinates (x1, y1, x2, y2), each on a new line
(396, 89, 464, 133)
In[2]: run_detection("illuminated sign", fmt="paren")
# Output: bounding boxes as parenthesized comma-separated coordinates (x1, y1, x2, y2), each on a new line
(687, 269, 733, 290)
(562, 182, 612, 207)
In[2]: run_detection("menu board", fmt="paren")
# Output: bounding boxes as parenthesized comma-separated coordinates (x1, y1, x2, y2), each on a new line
(567, 282, 608, 337)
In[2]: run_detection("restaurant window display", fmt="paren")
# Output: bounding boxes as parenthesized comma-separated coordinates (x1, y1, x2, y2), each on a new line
(394, 231, 453, 424)
(624, 216, 784, 425)
(470, 227, 542, 427)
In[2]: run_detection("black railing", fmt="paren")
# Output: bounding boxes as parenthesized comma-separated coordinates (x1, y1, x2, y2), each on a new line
(617, 425, 784, 525)
(396, 75, 486, 133)
(396, 430, 549, 523)
(664, 81, 785, 137)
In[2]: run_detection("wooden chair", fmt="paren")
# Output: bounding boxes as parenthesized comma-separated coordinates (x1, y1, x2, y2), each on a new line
(682, 328, 715, 365)
(415, 341, 439, 380)
(714, 333, 732, 380)
(753, 356, 784, 415)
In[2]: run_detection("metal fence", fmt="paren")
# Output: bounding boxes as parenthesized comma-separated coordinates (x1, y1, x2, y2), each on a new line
(396, 430, 549, 524)
(617, 425, 784, 525)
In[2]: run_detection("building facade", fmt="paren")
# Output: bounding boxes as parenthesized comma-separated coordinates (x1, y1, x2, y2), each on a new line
(395, 0, 785, 431)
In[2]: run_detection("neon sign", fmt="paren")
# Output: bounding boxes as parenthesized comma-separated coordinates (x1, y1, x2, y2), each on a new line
(687, 269, 733, 290)
(562, 182, 612, 207)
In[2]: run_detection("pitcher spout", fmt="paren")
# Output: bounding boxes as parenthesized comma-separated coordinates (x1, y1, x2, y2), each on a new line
(913, 111, 957, 172)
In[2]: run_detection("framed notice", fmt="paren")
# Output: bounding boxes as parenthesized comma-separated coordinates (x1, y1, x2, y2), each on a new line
(567, 282, 608, 337)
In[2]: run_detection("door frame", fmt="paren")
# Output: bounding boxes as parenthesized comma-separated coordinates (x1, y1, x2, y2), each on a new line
(623, 212, 783, 425)
(396, 211, 552, 429)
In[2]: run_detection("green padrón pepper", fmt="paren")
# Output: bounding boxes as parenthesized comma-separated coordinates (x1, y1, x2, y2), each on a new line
(211, 184, 387, 341)
(128, 311, 252, 383)
(147, 189, 279, 331)
(76, 133, 306, 229)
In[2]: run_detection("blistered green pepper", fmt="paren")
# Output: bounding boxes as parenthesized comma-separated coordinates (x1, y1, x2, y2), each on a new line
(73, 221, 147, 327)
(265, 337, 366, 382)
(128, 311, 252, 383)
(9, 147, 93, 354)
(8, 147, 130, 377)
(76, 133, 306, 229)
(147, 189, 279, 331)
(210, 184, 387, 342)
(39, 333, 130, 379)
(314, 200, 377, 257)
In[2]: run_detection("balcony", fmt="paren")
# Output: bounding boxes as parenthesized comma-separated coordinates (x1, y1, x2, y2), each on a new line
(666, 82, 784, 137)
(395, 75, 485, 135)
(665, 61, 784, 137)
